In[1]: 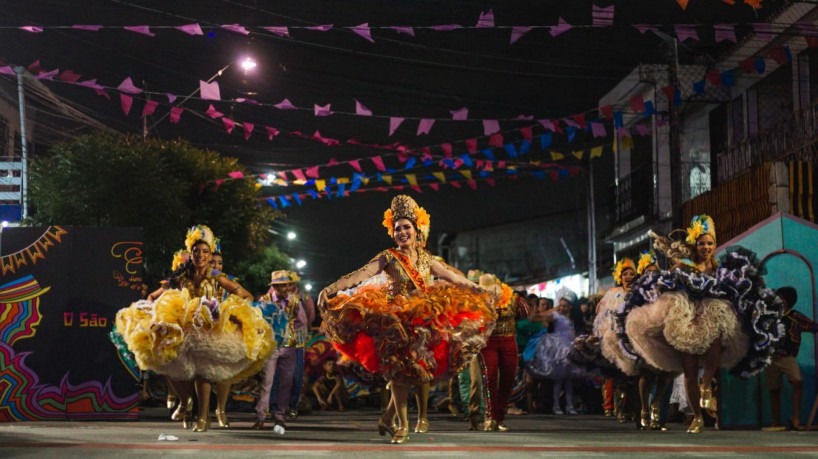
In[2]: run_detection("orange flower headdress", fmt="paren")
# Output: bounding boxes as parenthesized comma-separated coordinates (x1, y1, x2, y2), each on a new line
(612, 258, 636, 286)
(185, 224, 217, 253)
(684, 214, 716, 246)
(382, 195, 431, 246)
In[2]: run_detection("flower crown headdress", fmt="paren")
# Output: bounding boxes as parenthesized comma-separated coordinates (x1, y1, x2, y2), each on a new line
(685, 214, 716, 245)
(185, 224, 217, 253)
(636, 251, 657, 275)
(213, 238, 222, 255)
(382, 195, 431, 245)
(612, 258, 636, 286)
(171, 249, 190, 271)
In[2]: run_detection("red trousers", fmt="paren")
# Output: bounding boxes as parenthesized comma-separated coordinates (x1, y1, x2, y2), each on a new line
(478, 335, 518, 422)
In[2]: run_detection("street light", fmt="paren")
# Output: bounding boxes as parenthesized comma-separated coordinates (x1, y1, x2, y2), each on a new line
(240, 57, 257, 73)
(304, 283, 313, 292)
(286, 231, 296, 241)
(295, 259, 306, 269)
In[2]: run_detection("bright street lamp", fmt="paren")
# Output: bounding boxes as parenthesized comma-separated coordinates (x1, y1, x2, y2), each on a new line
(240, 57, 257, 73)
(287, 231, 296, 241)
(304, 283, 312, 292)
(295, 259, 306, 269)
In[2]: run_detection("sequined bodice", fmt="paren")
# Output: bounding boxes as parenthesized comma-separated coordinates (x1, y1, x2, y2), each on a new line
(178, 273, 225, 299)
(381, 249, 432, 298)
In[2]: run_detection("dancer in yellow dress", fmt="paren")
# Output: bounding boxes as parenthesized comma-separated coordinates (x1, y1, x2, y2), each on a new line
(116, 225, 274, 431)
(318, 195, 496, 444)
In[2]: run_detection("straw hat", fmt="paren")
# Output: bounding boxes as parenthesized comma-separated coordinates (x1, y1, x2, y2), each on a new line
(269, 270, 297, 285)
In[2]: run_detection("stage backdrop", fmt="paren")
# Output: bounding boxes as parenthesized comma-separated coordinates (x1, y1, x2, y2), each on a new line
(0, 226, 143, 421)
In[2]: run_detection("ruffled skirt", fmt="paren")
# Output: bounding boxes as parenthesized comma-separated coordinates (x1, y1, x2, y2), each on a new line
(320, 283, 495, 383)
(115, 289, 274, 382)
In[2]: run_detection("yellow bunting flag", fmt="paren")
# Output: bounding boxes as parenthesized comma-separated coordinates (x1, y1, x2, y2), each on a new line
(315, 179, 326, 192)
(460, 170, 472, 180)
(433, 172, 447, 183)
(551, 151, 565, 161)
(590, 146, 604, 158)
(337, 177, 349, 184)
(620, 135, 634, 150)
(406, 174, 418, 186)
(572, 150, 584, 160)
(383, 175, 393, 185)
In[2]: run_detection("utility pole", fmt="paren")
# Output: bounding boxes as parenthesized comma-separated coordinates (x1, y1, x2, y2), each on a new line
(668, 39, 683, 228)
(14, 66, 28, 221)
(586, 154, 597, 295)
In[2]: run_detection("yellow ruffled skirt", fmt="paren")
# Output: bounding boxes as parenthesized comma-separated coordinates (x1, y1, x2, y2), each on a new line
(115, 289, 274, 382)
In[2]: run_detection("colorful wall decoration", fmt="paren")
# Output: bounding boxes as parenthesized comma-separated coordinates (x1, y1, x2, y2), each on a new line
(0, 227, 142, 421)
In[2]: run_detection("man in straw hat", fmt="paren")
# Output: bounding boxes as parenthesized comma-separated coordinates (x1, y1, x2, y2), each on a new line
(253, 270, 311, 434)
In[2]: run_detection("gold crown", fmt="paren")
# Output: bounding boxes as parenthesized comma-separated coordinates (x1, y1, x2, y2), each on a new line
(612, 258, 636, 286)
(382, 195, 431, 244)
(685, 214, 716, 245)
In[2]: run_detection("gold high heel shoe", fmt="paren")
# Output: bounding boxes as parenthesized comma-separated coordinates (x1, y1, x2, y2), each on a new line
(496, 422, 510, 432)
(639, 410, 649, 430)
(483, 419, 499, 432)
(414, 419, 429, 433)
(687, 416, 704, 434)
(378, 418, 396, 437)
(649, 404, 663, 431)
(700, 385, 717, 417)
(192, 416, 210, 433)
(215, 409, 230, 428)
(391, 427, 409, 444)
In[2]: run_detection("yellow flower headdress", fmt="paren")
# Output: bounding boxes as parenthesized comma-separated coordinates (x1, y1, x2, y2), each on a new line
(636, 251, 657, 275)
(382, 195, 431, 245)
(684, 214, 716, 245)
(184, 224, 217, 253)
(612, 258, 636, 286)
(171, 249, 189, 272)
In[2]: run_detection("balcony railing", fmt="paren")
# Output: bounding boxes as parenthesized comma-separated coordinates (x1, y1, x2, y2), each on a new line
(608, 164, 655, 227)
(717, 105, 818, 182)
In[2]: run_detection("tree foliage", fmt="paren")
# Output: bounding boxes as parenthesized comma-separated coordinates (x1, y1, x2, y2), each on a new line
(28, 132, 285, 290)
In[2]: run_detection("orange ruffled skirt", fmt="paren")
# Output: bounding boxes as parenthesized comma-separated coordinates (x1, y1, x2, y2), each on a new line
(321, 283, 496, 384)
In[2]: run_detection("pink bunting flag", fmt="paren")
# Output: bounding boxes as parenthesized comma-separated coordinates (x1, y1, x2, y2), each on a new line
(520, 126, 533, 141)
(328, 158, 339, 166)
(263, 26, 290, 37)
(675, 24, 698, 42)
(305, 166, 320, 178)
(467, 180, 477, 190)
(389, 117, 404, 136)
(306, 25, 333, 31)
(222, 117, 235, 134)
(285, 169, 302, 181)
(429, 183, 439, 191)
(166, 93, 177, 103)
(313, 131, 340, 146)
(465, 138, 478, 154)
(417, 119, 435, 135)
(175, 23, 203, 35)
(0, 66, 14, 76)
(630, 95, 646, 113)
(510, 26, 533, 44)
(429, 24, 461, 31)
(242, 122, 254, 140)
(488, 133, 504, 148)
(27, 60, 42, 73)
(354, 99, 372, 116)
(483, 119, 501, 135)
(562, 118, 581, 129)
(120, 93, 133, 116)
(141, 99, 159, 118)
(123, 25, 155, 37)
(516, 114, 534, 120)
(35, 69, 59, 80)
(550, 17, 572, 37)
(371, 156, 386, 172)
(265, 126, 280, 140)
(205, 104, 224, 119)
(72, 25, 103, 31)
(200, 80, 221, 100)
(592, 5, 615, 27)
(441, 143, 453, 157)
(221, 24, 249, 35)
(349, 160, 362, 172)
(633, 24, 658, 35)
(314, 103, 332, 117)
(169, 106, 184, 124)
(590, 122, 607, 138)
(538, 119, 556, 131)
(390, 26, 415, 36)
(228, 171, 244, 179)
(714, 24, 736, 43)
(350, 23, 375, 43)
(476, 10, 495, 28)
(57, 70, 82, 83)
(117, 77, 143, 94)
(616, 127, 631, 138)
(274, 98, 297, 110)
(20, 26, 44, 33)
(96, 89, 110, 101)
(450, 107, 469, 120)
(634, 124, 651, 136)
(450, 181, 462, 189)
